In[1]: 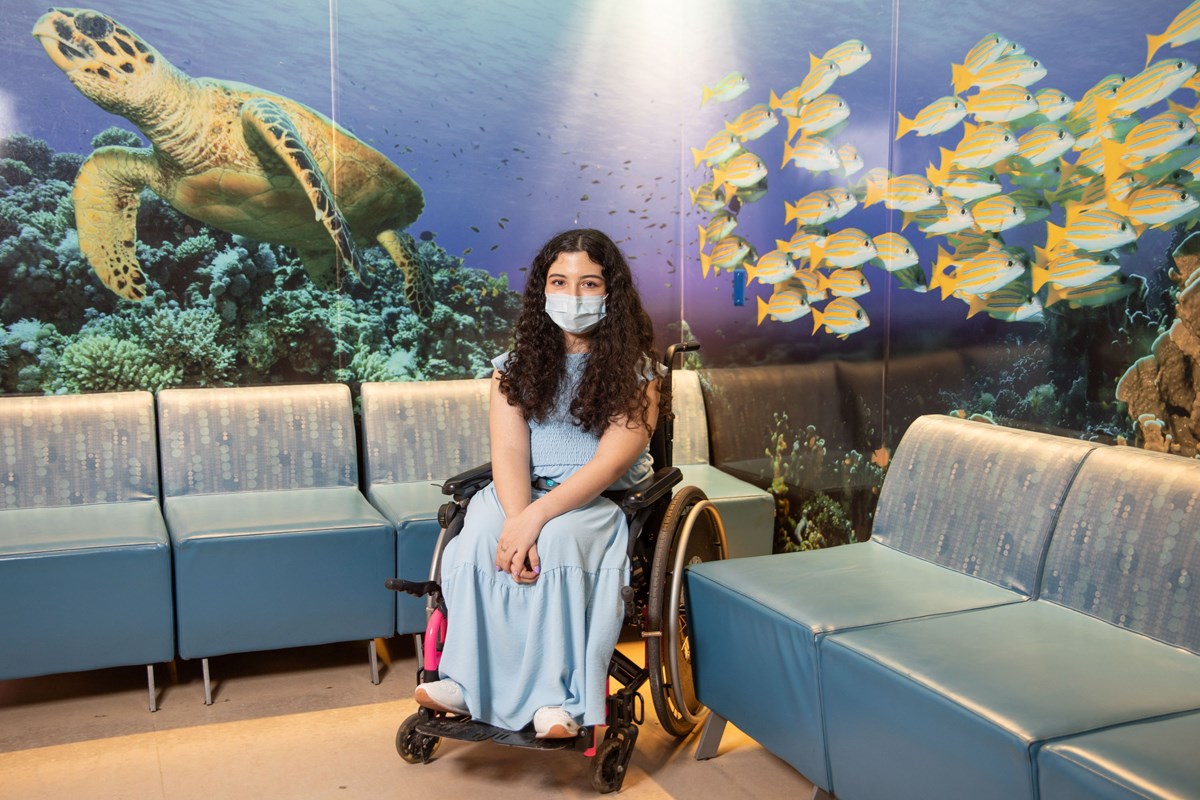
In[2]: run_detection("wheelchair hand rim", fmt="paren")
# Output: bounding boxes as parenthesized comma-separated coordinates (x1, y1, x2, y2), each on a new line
(666, 498, 728, 726)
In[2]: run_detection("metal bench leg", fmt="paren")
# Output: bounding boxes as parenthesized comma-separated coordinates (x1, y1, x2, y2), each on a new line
(368, 639, 380, 685)
(694, 710, 728, 760)
(146, 665, 157, 712)
(202, 658, 213, 705)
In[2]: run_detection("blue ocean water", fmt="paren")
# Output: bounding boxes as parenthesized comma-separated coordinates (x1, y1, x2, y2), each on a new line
(0, 0, 1195, 357)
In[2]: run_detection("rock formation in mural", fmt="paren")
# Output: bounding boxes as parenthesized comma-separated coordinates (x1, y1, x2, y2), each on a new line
(1117, 231, 1200, 456)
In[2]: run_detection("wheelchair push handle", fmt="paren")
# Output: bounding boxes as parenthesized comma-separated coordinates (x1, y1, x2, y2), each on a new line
(664, 341, 700, 371)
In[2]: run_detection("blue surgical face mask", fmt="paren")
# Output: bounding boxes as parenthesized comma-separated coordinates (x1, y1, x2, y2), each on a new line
(544, 293, 607, 334)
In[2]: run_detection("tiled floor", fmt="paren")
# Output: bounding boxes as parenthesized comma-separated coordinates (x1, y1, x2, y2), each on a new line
(0, 636, 814, 799)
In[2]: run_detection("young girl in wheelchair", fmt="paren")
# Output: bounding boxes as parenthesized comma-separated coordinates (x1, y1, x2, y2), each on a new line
(414, 228, 665, 739)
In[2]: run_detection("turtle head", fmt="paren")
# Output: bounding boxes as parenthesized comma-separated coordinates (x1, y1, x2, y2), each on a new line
(33, 8, 168, 115)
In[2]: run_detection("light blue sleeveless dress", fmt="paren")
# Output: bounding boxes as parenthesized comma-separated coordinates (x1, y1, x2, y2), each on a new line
(436, 352, 655, 730)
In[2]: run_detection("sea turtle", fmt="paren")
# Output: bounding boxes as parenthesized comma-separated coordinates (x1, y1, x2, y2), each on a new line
(32, 7, 431, 314)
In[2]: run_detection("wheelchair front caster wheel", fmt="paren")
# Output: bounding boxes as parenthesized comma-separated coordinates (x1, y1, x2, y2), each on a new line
(590, 736, 626, 793)
(396, 713, 440, 764)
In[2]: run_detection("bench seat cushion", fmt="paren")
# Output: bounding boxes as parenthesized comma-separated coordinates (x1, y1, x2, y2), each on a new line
(0, 501, 173, 679)
(686, 546, 1024, 788)
(821, 601, 1200, 800)
(166, 487, 394, 659)
(367, 481, 447, 634)
(1038, 710, 1200, 800)
(676, 464, 774, 559)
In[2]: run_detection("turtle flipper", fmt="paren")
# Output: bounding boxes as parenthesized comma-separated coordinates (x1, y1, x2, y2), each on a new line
(377, 230, 433, 317)
(240, 97, 369, 289)
(73, 146, 157, 300)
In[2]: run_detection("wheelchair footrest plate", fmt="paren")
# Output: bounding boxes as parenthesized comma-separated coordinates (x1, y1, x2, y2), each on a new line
(416, 717, 586, 750)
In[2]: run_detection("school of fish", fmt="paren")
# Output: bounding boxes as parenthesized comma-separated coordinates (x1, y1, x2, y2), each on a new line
(692, 1, 1200, 338)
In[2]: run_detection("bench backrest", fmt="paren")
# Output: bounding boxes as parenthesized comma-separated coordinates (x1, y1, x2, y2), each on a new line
(361, 379, 492, 485)
(1040, 446, 1200, 654)
(0, 391, 159, 508)
(670, 369, 709, 466)
(873, 415, 1097, 596)
(156, 384, 358, 497)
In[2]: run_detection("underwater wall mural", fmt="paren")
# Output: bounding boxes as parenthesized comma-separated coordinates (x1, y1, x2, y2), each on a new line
(1, 0, 1198, 551)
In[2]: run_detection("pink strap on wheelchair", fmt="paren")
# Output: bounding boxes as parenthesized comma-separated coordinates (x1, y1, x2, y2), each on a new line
(424, 609, 447, 671)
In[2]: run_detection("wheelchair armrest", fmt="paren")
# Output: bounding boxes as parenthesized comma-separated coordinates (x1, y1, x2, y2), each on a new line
(616, 466, 682, 515)
(441, 461, 493, 499)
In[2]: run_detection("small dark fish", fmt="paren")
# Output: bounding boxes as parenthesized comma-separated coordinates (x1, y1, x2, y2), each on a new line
(470, 226, 480, 233)
(419, 231, 434, 241)
(581, 194, 590, 201)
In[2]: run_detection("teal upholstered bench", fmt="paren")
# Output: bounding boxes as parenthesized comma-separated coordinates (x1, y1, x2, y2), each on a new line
(0, 391, 173, 710)
(818, 443, 1200, 800)
(157, 384, 395, 703)
(1037, 709, 1200, 799)
(360, 379, 492, 635)
(686, 415, 1100, 798)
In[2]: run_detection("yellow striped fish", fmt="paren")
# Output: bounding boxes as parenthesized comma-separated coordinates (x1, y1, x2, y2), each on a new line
(689, 182, 725, 214)
(863, 174, 939, 211)
(702, 71, 749, 107)
(1046, 208, 1136, 253)
(734, 178, 770, 204)
(724, 104, 778, 142)
(745, 249, 797, 285)
(872, 232, 920, 271)
(1114, 185, 1199, 226)
(945, 228, 1003, 255)
(837, 143, 864, 176)
(904, 197, 975, 235)
(953, 54, 1046, 94)
(812, 297, 870, 338)
(810, 228, 878, 269)
(783, 268, 827, 302)
(820, 268, 871, 298)
(691, 132, 742, 168)
(942, 123, 1019, 169)
(698, 212, 738, 249)
(966, 281, 1043, 321)
(1033, 88, 1075, 121)
(896, 96, 967, 139)
(1046, 274, 1137, 308)
(1146, 0, 1200, 66)
(781, 136, 841, 172)
(969, 194, 1026, 232)
(788, 94, 851, 139)
(797, 58, 842, 104)
(938, 167, 1003, 200)
(757, 289, 811, 325)
(960, 34, 1024, 74)
(712, 153, 768, 198)
(776, 229, 825, 261)
(1103, 111, 1197, 178)
(785, 190, 839, 227)
(1009, 189, 1052, 224)
(818, 40, 872, 76)
(769, 86, 806, 114)
(1005, 160, 1062, 190)
(931, 241, 1025, 299)
(1032, 244, 1121, 291)
(1131, 145, 1200, 182)
(1104, 58, 1197, 116)
(700, 235, 753, 278)
(826, 188, 859, 220)
(1012, 122, 1075, 167)
(965, 84, 1038, 122)
(1169, 98, 1200, 128)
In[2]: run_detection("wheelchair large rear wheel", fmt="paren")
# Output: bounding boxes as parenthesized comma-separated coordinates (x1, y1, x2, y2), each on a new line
(646, 485, 727, 737)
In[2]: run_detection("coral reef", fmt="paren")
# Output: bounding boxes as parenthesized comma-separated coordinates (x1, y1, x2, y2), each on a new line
(0, 132, 522, 396)
(766, 411, 885, 551)
(1116, 231, 1200, 456)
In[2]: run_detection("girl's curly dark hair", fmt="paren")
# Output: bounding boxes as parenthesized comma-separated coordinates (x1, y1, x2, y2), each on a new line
(499, 229, 664, 434)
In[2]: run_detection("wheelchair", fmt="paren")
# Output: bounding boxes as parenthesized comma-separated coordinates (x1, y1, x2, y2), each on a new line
(385, 342, 729, 793)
